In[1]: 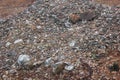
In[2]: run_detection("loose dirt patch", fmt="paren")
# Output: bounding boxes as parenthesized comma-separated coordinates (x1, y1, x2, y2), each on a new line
(0, 0, 35, 19)
(94, 0, 120, 6)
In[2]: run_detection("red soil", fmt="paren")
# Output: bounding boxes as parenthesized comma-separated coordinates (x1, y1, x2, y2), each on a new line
(0, 0, 35, 19)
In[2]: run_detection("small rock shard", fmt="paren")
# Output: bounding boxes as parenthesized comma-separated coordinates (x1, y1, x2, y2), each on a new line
(33, 61, 43, 67)
(6, 42, 12, 47)
(36, 25, 42, 29)
(14, 39, 23, 44)
(69, 13, 80, 24)
(108, 62, 119, 72)
(17, 54, 31, 66)
(52, 62, 67, 74)
(80, 11, 97, 21)
(64, 21, 71, 27)
(65, 65, 74, 71)
(44, 58, 53, 67)
(69, 11, 98, 24)
(68, 40, 76, 47)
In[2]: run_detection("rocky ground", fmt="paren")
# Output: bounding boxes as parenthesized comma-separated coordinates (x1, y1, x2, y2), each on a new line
(0, 0, 120, 80)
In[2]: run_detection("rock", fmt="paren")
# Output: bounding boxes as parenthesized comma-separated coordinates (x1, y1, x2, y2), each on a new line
(14, 39, 23, 44)
(17, 54, 31, 66)
(68, 40, 76, 47)
(52, 62, 67, 74)
(69, 11, 98, 24)
(80, 11, 97, 21)
(25, 20, 31, 25)
(5, 42, 12, 47)
(44, 58, 53, 67)
(9, 69, 17, 74)
(65, 65, 74, 71)
(36, 25, 42, 29)
(2, 75, 8, 80)
(118, 45, 120, 51)
(33, 61, 43, 68)
(64, 21, 71, 27)
(108, 62, 119, 72)
(69, 13, 80, 24)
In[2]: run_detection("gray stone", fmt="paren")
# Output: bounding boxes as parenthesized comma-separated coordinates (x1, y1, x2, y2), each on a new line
(17, 54, 31, 66)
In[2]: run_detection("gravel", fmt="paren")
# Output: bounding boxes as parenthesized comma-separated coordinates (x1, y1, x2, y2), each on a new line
(0, 0, 120, 79)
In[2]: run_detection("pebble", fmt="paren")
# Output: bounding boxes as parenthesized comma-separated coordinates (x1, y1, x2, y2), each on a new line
(44, 58, 53, 67)
(17, 54, 31, 66)
(64, 21, 71, 27)
(108, 63, 119, 72)
(52, 62, 67, 74)
(69, 11, 97, 23)
(80, 11, 97, 21)
(9, 69, 17, 74)
(118, 45, 120, 51)
(33, 61, 43, 66)
(36, 25, 42, 29)
(14, 39, 23, 44)
(69, 13, 80, 24)
(2, 75, 8, 79)
(65, 65, 74, 71)
(68, 40, 76, 47)
(5, 42, 12, 47)
(28, 78, 33, 80)
(25, 20, 31, 24)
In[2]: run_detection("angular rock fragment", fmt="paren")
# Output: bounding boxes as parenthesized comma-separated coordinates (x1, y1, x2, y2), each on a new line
(33, 61, 44, 67)
(108, 62, 119, 72)
(5, 42, 12, 47)
(52, 62, 67, 74)
(65, 65, 74, 71)
(69, 11, 98, 24)
(68, 40, 76, 47)
(17, 54, 31, 66)
(14, 39, 23, 44)
(44, 57, 53, 67)
(69, 13, 80, 24)
(80, 11, 97, 21)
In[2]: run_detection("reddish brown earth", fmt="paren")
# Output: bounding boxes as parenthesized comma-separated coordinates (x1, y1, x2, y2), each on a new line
(94, 0, 120, 6)
(0, 0, 35, 19)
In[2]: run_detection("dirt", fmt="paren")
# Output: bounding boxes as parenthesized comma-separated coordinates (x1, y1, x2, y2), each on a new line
(94, 0, 120, 6)
(0, 0, 35, 19)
